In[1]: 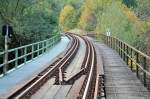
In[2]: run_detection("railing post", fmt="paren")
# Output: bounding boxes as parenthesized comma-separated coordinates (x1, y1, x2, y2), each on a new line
(109, 36, 110, 47)
(110, 37, 112, 48)
(107, 36, 108, 45)
(105, 35, 106, 44)
(126, 46, 129, 65)
(44, 42, 46, 52)
(102, 35, 104, 43)
(114, 38, 116, 50)
(44, 41, 46, 51)
(24, 47, 27, 63)
(112, 37, 114, 49)
(46, 40, 48, 51)
(136, 53, 139, 77)
(143, 57, 147, 86)
(109, 36, 111, 47)
(3, 25, 9, 75)
(131, 49, 133, 71)
(104, 35, 106, 44)
(37, 43, 39, 56)
(108, 36, 109, 46)
(42, 41, 45, 53)
(123, 44, 126, 61)
(116, 39, 119, 53)
(111, 37, 113, 49)
(15, 49, 18, 68)
(119, 41, 120, 55)
(121, 42, 123, 58)
(3, 51, 8, 75)
(32, 44, 34, 59)
(45, 41, 47, 51)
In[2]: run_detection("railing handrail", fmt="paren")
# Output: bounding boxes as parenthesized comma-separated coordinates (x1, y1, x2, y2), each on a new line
(0, 34, 61, 76)
(112, 36, 150, 60)
(0, 35, 57, 54)
(98, 34, 150, 60)
(100, 33, 150, 90)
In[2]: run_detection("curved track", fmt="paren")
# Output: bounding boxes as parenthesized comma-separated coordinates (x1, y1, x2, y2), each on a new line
(6, 34, 80, 99)
(77, 36, 97, 99)
(6, 33, 102, 99)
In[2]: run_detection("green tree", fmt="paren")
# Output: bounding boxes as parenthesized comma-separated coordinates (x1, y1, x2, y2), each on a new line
(0, 0, 62, 49)
(122, 0, 137, 8)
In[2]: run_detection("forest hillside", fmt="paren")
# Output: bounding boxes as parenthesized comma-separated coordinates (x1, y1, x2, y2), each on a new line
(0, 0, 150, 55)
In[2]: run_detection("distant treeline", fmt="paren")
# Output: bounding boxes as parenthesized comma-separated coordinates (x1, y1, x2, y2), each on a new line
(59, 0, 150, 55)
(0, 0, 150, 55)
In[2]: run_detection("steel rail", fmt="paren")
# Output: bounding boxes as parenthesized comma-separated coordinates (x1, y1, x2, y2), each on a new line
(82, 40, 96, 99)
(65, 33, 100, 99)
(59, 34, 80, 84)
(64, 34, 92, 84)
(71, 35, 96, 99)
(6, 34, 79, 99)
(66, 33, 99, 99)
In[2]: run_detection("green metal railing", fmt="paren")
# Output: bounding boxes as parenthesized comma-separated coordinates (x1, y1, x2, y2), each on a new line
(100, 34, 150, 91)
(0, 34, 61, 76)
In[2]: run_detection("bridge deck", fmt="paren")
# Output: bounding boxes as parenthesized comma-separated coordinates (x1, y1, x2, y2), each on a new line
(65, 36, 86, 80)
(0, 36, 70, 97)
(96, 43, 150, 99)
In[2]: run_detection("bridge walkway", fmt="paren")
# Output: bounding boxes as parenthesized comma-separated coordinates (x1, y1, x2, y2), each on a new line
(96, 42, 150, 99)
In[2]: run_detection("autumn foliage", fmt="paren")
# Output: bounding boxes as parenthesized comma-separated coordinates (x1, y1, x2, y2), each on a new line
(59, 5, 76, 31)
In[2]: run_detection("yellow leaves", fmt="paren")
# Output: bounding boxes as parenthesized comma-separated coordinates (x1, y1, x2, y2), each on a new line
(78, 8, 89, 29)
(123, 6, 138, 23)
(122, 5, 142, 31)
(78, 0, 115, 31)
(78, 0, 97, 30)
(84, 0, 96, 11)
(59, 5, 76, 31)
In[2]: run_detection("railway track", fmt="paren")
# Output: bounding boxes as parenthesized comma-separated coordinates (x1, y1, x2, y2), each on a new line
(80, 37, 105, 99)
(6, 33, 104, 99)
(77, 37, 97, 99)
(6, 34, 80, 99)
(65, 33, 103, 99)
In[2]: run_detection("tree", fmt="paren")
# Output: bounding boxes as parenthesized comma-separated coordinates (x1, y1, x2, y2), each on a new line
(0, 0, 62, 50)
(135, 0, 150, 20)
(122, 0, 137, 8)
(78, 0, 97, 31)
(59, 5, 77, 31)
(0, 0, 34, 24)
